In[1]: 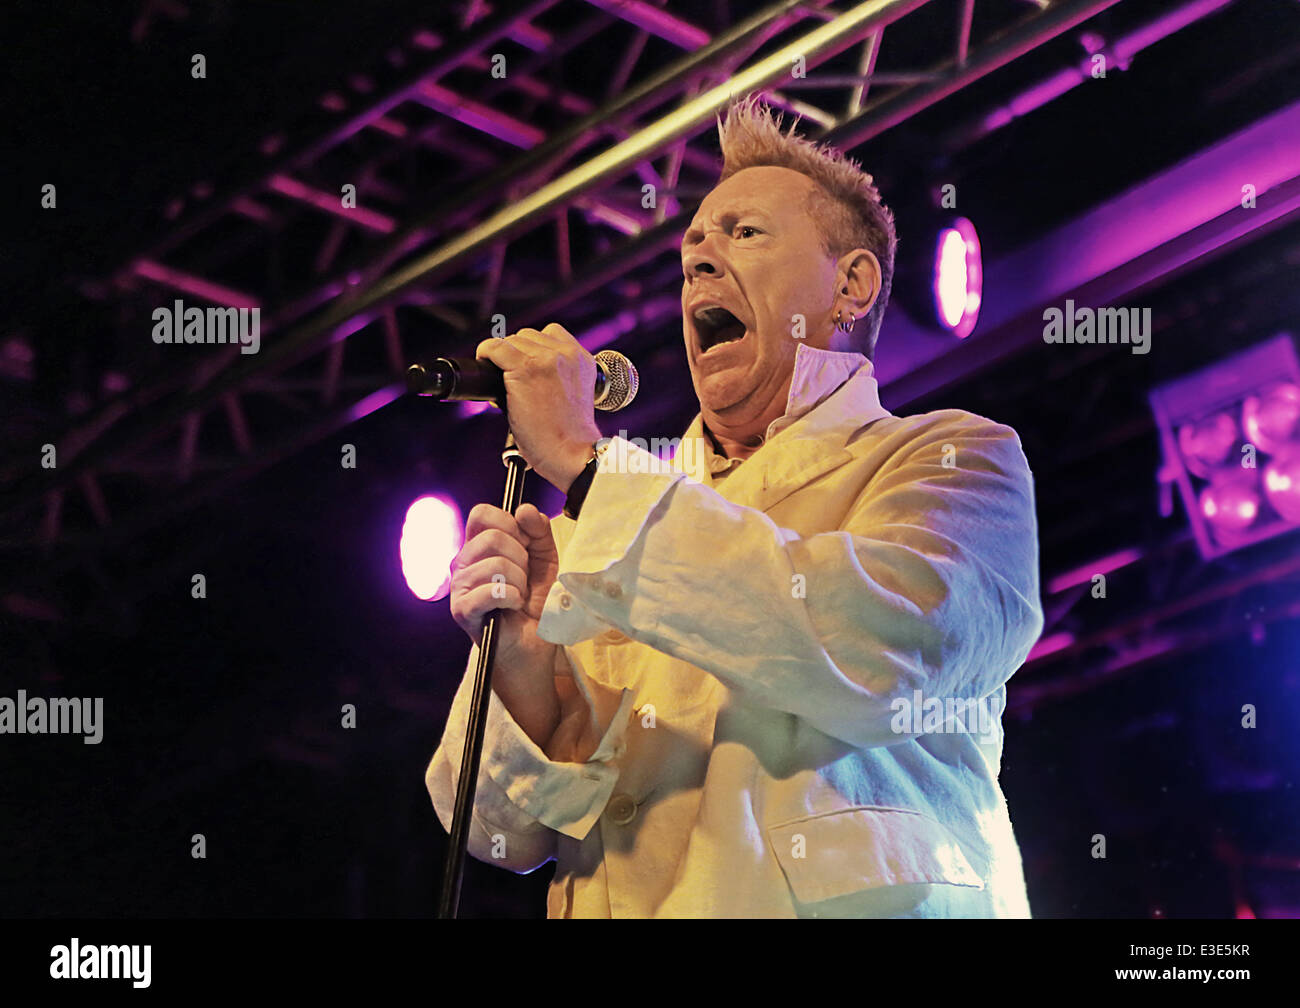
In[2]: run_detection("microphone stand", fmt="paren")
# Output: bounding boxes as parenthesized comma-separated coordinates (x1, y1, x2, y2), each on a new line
(417, 349, 634, 918)
(438, 426, 528, 920)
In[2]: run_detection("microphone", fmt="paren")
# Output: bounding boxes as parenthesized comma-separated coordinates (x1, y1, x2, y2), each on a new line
(406, 348, 639, 412)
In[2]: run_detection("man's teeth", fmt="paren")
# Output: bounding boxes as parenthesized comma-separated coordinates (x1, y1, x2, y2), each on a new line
(704, 331, 743, 351)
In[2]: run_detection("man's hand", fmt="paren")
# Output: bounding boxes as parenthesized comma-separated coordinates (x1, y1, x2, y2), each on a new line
(475, 324, 603, 492)
(448, 501, 564, 748)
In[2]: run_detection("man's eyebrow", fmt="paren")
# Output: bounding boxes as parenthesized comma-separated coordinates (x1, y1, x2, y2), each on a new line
(681, 209, 772, 248)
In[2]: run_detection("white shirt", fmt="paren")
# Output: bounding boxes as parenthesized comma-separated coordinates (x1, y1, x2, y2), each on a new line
(427, 342, 1043, 917)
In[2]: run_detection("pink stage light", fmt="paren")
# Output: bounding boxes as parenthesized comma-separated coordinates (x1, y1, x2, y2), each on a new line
(933, 217, 982, 340)
(1177, 411, 1239, 478)
(1242, 381, 1300, 455)
(400, 495, 464, 602)
(1151, 335, 1300, 559)
(1263, 447, 1300, 522)
(1199, 471, 1261, 536)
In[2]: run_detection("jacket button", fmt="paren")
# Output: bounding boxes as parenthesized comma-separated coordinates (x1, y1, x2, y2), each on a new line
(607, 793, 637, 826)
(602, 582, 622, 600)
(601, 629, 628, 644)
(558, 592, 573, 611)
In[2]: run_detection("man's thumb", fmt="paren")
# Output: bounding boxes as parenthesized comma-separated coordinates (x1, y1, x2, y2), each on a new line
(516, 504, 559, 561)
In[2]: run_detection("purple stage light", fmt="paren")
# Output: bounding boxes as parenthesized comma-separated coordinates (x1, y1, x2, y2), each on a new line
(1243, 381, 1300, 455)
(1151, 334, 1300, 559)
(1199, 471, 1261, 536)
(932, 217, 982, 339)
(400, 495, 464, 602)
(1177, 411, 1238, 479)
(1263, 448, 1300, 522)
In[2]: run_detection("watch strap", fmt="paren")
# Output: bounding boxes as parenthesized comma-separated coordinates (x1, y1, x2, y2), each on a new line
(563, 446, 600, 520)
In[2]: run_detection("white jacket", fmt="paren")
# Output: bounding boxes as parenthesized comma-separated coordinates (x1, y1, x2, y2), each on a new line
(427, 344, 1044, 917)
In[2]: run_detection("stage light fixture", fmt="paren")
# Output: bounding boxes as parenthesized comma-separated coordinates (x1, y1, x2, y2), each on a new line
(1263, 447, 1300, 522)
(1199, 470, 1261, 536)
(894, 208, 984, 341)
(1177, 411, 1238, 478)
(1242, 381, 1300, 455)
(1151, 334, 1300, 559)
(400, 494, 464, 602)
(932, 217, 983, 339)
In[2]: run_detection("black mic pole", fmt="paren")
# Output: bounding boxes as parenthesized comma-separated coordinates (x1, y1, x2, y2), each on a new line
(438, 422, 527, 920)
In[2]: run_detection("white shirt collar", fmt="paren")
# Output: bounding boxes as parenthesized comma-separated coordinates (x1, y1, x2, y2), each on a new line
(766, 341, 871, 441)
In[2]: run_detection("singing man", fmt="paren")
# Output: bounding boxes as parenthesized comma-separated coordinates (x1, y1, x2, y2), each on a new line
(427, 95, 1043, 918)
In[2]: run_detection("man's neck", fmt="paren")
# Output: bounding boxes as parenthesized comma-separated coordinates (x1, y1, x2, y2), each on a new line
(701, 371, 795, 462)
(698, 343, 873, 463)
(704, 422, 766, 462)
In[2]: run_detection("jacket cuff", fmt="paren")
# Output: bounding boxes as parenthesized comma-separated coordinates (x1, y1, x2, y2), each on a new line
(479, 688, 623, 840)
(443, 643, 631, 841)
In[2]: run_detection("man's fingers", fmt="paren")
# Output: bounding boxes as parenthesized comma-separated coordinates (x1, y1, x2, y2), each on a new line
(474, 336, 523, 370)
(452, 583, 526, 642)
(452, 555, 528, 600)
(514, 504, 560, 573)
(476, 327, 579, 375)
(449, 555, 528, 631)
(475, 330, 546, 369)
(514, 503, 552, 541)
(540, 322, 578, 347)
(454, 527, 529, 574)
(464, 503, 527, 548)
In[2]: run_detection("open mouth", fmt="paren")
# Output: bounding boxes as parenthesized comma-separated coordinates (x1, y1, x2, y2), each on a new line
(693, 306, 747, 354)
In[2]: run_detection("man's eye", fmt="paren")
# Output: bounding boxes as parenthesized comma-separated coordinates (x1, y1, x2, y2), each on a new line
(736, 225, 760, 239)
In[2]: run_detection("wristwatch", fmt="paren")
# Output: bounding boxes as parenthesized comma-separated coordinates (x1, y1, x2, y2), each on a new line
(563, 441, 608, 520)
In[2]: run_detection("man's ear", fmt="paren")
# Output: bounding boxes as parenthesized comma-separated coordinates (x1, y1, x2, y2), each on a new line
(836, 248, 881, 320)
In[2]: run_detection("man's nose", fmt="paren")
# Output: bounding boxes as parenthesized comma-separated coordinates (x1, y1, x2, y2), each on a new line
(682, 241, 724, 280)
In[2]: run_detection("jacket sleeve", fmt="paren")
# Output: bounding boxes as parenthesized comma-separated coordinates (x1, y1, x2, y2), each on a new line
(425, 640, 637, 872)
(535, 414, 1045, 750)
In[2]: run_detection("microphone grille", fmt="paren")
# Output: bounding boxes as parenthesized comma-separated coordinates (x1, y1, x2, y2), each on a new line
(593, 350, 639, 411)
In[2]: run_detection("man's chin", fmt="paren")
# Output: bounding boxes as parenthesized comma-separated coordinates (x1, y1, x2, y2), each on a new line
(693, 368, 754, 415)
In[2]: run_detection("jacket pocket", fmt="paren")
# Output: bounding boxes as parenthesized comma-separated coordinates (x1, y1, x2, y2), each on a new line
(767, 805, 985, 906)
